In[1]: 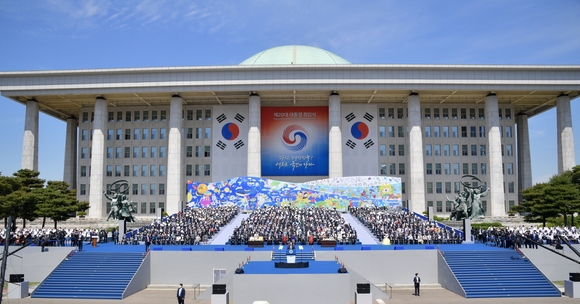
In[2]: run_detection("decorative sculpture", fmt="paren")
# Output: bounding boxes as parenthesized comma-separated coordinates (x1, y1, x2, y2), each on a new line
(104, 180, 136, 222)
(447, 175, 489, 221)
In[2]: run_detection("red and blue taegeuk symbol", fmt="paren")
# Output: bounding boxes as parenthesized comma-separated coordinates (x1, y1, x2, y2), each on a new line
(281, 124, 308, 151)
(350, 122, 369, 140)
(221, 123, 240, 140)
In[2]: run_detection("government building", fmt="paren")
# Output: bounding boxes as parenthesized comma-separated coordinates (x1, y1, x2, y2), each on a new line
(1, 45, 579, 218)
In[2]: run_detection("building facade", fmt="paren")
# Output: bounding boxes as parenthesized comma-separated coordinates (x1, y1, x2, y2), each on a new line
(1, 45, 579, 218)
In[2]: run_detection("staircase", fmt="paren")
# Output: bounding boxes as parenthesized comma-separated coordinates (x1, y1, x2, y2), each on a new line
(443, 250, 561, 298)
(272, 250, 315, 261)
(32, 251, 144, 300)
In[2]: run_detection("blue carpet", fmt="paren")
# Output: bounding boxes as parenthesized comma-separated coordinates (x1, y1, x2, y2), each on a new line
(240, 261, 343, 274)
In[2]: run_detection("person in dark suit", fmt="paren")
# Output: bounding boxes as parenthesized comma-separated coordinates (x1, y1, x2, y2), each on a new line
(177, 283, 185, 304)
(413, 273, 421, 296)
(145, 234, 151, 252)
(78, 234, 83, 252)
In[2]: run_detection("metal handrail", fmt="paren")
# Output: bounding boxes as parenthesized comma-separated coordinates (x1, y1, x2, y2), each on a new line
(193, 283, 201, 299)
(383, 283, 393, 299)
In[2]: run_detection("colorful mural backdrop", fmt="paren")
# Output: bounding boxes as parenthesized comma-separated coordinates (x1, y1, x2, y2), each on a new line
(261, 106, 329, 176)
(187, 176, 402, 212)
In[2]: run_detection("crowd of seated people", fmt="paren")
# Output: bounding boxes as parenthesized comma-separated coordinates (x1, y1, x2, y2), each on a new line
(125, 206, 239, 245)
(228, 206, 358, 246)
(0, 227, 112, 247)
(350, 206, 463, 245)
(476, 225, 580, 249)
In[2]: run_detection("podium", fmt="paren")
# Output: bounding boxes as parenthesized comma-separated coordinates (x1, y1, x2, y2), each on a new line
(287, 255, 296, 263)
(565, 280, 580, 298)
(211, 291, 229, 304)
(92, 236, 98, 247)
(8, 281, 29, 299)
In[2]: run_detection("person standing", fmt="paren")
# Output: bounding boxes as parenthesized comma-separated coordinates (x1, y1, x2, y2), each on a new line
(413, 273, 421, 296)
(78, 234, 83, 252)
(177, 283, 186, 304)
(145, 234, 151, 252)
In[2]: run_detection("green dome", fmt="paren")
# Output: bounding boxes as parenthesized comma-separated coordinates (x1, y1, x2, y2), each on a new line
(240, 45, 350, 65)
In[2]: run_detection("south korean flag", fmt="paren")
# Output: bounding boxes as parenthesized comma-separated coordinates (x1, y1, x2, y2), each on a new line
(212, 105, 249, 180)
(341, 104, 379, 175)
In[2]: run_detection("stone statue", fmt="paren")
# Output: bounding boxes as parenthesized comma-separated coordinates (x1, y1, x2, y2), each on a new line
(104, 180, 136, 222)
(469, 187, 489, 219)
(448, 175, 490, 221)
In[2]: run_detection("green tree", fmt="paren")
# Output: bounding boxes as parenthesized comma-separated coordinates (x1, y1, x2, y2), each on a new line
(35, 181, 90, 228)
(511, 182, 559, 227)
(548, 173, 580, 226)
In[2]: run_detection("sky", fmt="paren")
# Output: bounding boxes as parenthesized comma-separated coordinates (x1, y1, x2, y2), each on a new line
(0, 0, 579, 184)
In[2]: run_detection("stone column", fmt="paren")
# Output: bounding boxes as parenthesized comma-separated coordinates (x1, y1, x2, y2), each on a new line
(247, 93, 261, 177)
(407, 92, 425, 213)
(63, 117, 78, 189)
(88, 97, 107, 218)
(485, 93, 505, 216)
(22, 99, 39, 171)
(166, 94, 184, 215)
(557, 94, 576, 174)
(516, 114, 532, 202)
(328, 92, 343, 178)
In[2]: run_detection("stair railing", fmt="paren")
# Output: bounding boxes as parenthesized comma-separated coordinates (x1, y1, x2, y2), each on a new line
(383, 283, 393, 299)
(193, 283, 201, 299)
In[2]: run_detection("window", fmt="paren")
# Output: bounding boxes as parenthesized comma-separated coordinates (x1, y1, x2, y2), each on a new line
(443, 126, 449, 137)
(115, 165, 121, 177)
(150, 146, 157, 158)
(505, 108, 511, 119)
(436, 201, 442, 212)
(426, 182, 433, 194)
(116, 111, 122, 122)
(150, 165, 157, 177)
(205, 128, 211, 139)
(204, 146, 211, 157)
(443, 108, 449, 119)
(380, 164, 387, 175)
(82, 112, 89, 123)
(445, 200, 452, 212)
(125, 129, 131, 140)
(106, 165, 113, 177)
(451, 108, 458, 119)
(141, 202, 147, 214)
(501, 145, 505, 156)
(461, 126, 467, 137)
(398, 145, 405, 156)
(444, 163, 451, 175)
(124, 165, 130, 177)
(196, 109, 203, 120)
(134, 111, 140, 122)
(160, 110, 167, 121)
(160, 128, 166, 139)
(141, 165, 147, 177)
(186, 146, 193, 157)
(425, 145, 432, 156)
(141, 184, 147, 195)
(452, 126, 458, 138)
(436, 182, 442, 194)
(159, 184, 165, 195)
(186, 165, 192, 176)
(478, 108, 484, 119)
(425, 126, 431, 137)
(204, 164, 211, 176)
(126, 111, 131, 122)
(453, 145, 459, 156)
(454, 182, 461, 193)
(506, 145, 513, 156)
(80, 166, 87, 177)
(444, 144, 450, 156)
(81, 129, 88, 141)
(397, 126, 404, 137)
(402, 182, 405, 194)
(506, 126, 512, 138)
(379, 108, 385, 119)
(453, 163, 459, 175)
(480, 145, 486, 156)
(379, 126, 386, 137)
(445, 182, 451, 194)
(434, 145, 441, 156)
(435, 163, 442, 175)
(463, 163, 469, 175)
(142, 147, 148, 158)
(462, 145, 468, 156)
(159, 165, 166, 177)
(107, 129, 113, 140)
(507, 163, 514, 174)
(479, 126, 485, 138)
(469, 108, 476, 119)
(471, 145, 477, 156)
(133, 165, 138, 177)
(186, 110, 193, 121)
(132, 184, 138, 195)
(107, 147, 113, 159)
(398, 163, 405, 175)
(205, 109, 212, 120)
(508, 181, 515, 193)
(434, 126, 440, 137)
(461, 108, 466, 119)
(380, 145, 386, 156)
(426, 163, 433, 175)
(472, 163, 478, 175)
(133, 147, 139, 158)
(116, 147, 122, 158)
(150, 202, 156, 214)
(143, 111, 149, 121)
(397, 108, 404, 119)
(80, 184, 86, 195)
(196, 146, 202, 157)
(481, 163, 487, 174)
(108, 112, 114, 122)
(499, 126, 503, 137)
(124, 147, 131, 158)
(389, 164, 396, 175)
(470, 126, 476, 137)
(424, 108, 431, 119)
(195, 164, 201, 176)
(388, 108, 394, 119)
(159, 146, 166, 158)
(388, 126, 395, 137)
(150, 184, 156, 195)
(434, 108, 440, 119)
(151, 128, 157, 140)
(142, 128, 149, 140)
(152, 110, 158, 121)
(427, 201, 433, 209)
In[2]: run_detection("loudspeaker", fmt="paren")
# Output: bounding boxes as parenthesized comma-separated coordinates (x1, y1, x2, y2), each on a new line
(570, 273, 580, 282)
(235, 268, 245, 274)
(212, 284, 226, 294)
(357, 283, 370, 294)
(9, 274, 24, 283)
(337, 267, 348, 273)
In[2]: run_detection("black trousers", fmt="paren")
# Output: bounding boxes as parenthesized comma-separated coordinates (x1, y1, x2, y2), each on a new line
(414, 283, 420, 295)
